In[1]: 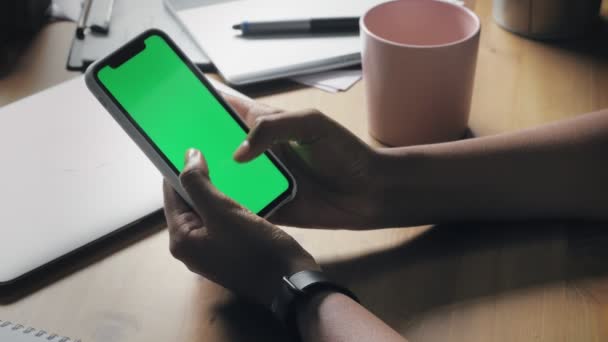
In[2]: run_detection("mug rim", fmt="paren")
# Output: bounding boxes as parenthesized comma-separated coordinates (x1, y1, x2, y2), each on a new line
(360, 0, 481, 49)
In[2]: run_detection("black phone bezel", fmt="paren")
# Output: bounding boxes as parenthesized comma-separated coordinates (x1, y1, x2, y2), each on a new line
(90, 29, 295, 217)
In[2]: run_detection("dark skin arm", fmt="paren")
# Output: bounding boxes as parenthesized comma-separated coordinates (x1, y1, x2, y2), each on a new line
(166, 96, 608, 342)
(297, 291, 406, 342)
(371, 108, 608, 226)
(227, 96, 608, 228)
(227, 97, 382, 229)
(164, 150, 407, 342)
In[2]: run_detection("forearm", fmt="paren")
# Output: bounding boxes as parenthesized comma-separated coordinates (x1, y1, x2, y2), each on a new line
(297, 291, 407, 342)
(372, 109, 608, 226)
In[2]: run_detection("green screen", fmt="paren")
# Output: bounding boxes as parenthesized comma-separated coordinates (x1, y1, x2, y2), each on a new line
(97, 34, 289, 214)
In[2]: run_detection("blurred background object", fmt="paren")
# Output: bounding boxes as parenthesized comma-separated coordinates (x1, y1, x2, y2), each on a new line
(493, 0, 603, 39)
(0, 0, 52, 78)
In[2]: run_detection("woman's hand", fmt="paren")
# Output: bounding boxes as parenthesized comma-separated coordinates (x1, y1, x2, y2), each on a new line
(225, 95, 383, 229)
(166, 151, 408, 342)
(164, 149, 319, 307)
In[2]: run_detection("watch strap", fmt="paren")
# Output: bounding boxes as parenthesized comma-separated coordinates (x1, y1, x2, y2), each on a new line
(271, 270, 359, 340)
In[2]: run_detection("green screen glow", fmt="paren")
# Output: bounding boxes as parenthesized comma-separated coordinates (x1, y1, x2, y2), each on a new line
(97, 34, 289, 214)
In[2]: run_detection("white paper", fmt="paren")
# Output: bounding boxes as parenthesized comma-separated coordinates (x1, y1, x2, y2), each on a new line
(291, 69, 362, 93)
(176, 0, 387, 85)
(305, 83, 340, 93)
(49, 0, 83, 22)
(176, 0, 465, 85)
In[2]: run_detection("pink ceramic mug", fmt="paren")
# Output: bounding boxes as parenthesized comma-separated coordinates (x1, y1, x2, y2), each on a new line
(361, 0, 481, 146)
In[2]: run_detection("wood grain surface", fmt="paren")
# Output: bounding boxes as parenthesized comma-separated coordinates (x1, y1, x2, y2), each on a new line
(1, 1, 608, 341)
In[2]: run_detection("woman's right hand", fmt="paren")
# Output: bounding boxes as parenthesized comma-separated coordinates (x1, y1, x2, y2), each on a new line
(226, 95, 385, 229)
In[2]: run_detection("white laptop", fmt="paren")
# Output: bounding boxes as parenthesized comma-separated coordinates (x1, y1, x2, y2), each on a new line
(0, 77, 163, 285)
(0, 76, 245, 285)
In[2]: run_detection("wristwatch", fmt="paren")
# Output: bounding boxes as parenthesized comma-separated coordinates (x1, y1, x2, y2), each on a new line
(270, 270, 359, 338)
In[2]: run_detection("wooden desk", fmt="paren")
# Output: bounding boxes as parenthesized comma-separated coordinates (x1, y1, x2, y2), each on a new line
(2, 1, 608, 341)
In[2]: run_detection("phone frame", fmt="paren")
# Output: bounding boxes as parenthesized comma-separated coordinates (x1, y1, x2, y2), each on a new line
(85, 29, 296, 217)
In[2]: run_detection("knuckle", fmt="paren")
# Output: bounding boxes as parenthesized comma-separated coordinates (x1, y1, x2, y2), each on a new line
(169, 237, 188, 259)
(215, 199, 243, 219)
(231, 205, 255, 220)
(179, 168, 204, 186)
(306, 109, 335, 132)
(253, 115, 265, 126)
(304, 108, 324, 119)
(168, 224, 197, 259)
(252, 116, 277, 144)
(180, 211, 200, 225)
(295, 108, 327, 134)
(171, 211, 200, 230)
(303, 108, 330, 128)
(254, 115, 272, 130)
(180, 167, 202, 179)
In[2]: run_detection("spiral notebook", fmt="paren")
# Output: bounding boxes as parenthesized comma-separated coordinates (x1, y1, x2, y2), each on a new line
(0, 319, 80, 342)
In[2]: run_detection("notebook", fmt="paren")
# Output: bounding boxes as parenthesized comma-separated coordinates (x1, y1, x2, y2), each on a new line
(0, 319, 79, 342)
(170, 0, 387, 85)
(0, 76, 247, 284)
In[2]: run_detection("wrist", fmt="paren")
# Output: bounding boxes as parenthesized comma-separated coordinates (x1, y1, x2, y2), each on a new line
(295, 289, 339, 328)
(262, 256, 321, 308)
(373, 146, 429, 190)
(295, 290, 361, 342)
(367, 146, 439, 225)
(270, 270, 358, 340)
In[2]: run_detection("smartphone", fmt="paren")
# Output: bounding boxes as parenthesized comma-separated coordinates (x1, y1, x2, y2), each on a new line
(85, 29, 295, 217)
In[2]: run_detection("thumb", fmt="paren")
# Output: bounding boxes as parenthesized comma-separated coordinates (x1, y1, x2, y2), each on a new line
(179, 149, 237, 219)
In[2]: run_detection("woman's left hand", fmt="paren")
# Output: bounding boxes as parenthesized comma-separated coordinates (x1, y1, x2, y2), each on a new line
(164, 148, 320, 307)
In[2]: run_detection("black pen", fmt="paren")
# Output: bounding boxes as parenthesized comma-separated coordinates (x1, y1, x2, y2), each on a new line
(232, 17, 360, 36)
(76, 0, 93, 39)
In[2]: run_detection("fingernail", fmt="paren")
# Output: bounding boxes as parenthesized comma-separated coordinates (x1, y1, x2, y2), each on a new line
(185, 148, 200, 169)
(233, 140, 250, 162)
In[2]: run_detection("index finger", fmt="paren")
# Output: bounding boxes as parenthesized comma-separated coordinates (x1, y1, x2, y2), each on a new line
(221, 93, 283, 127)
(221, 93, 257, 125)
